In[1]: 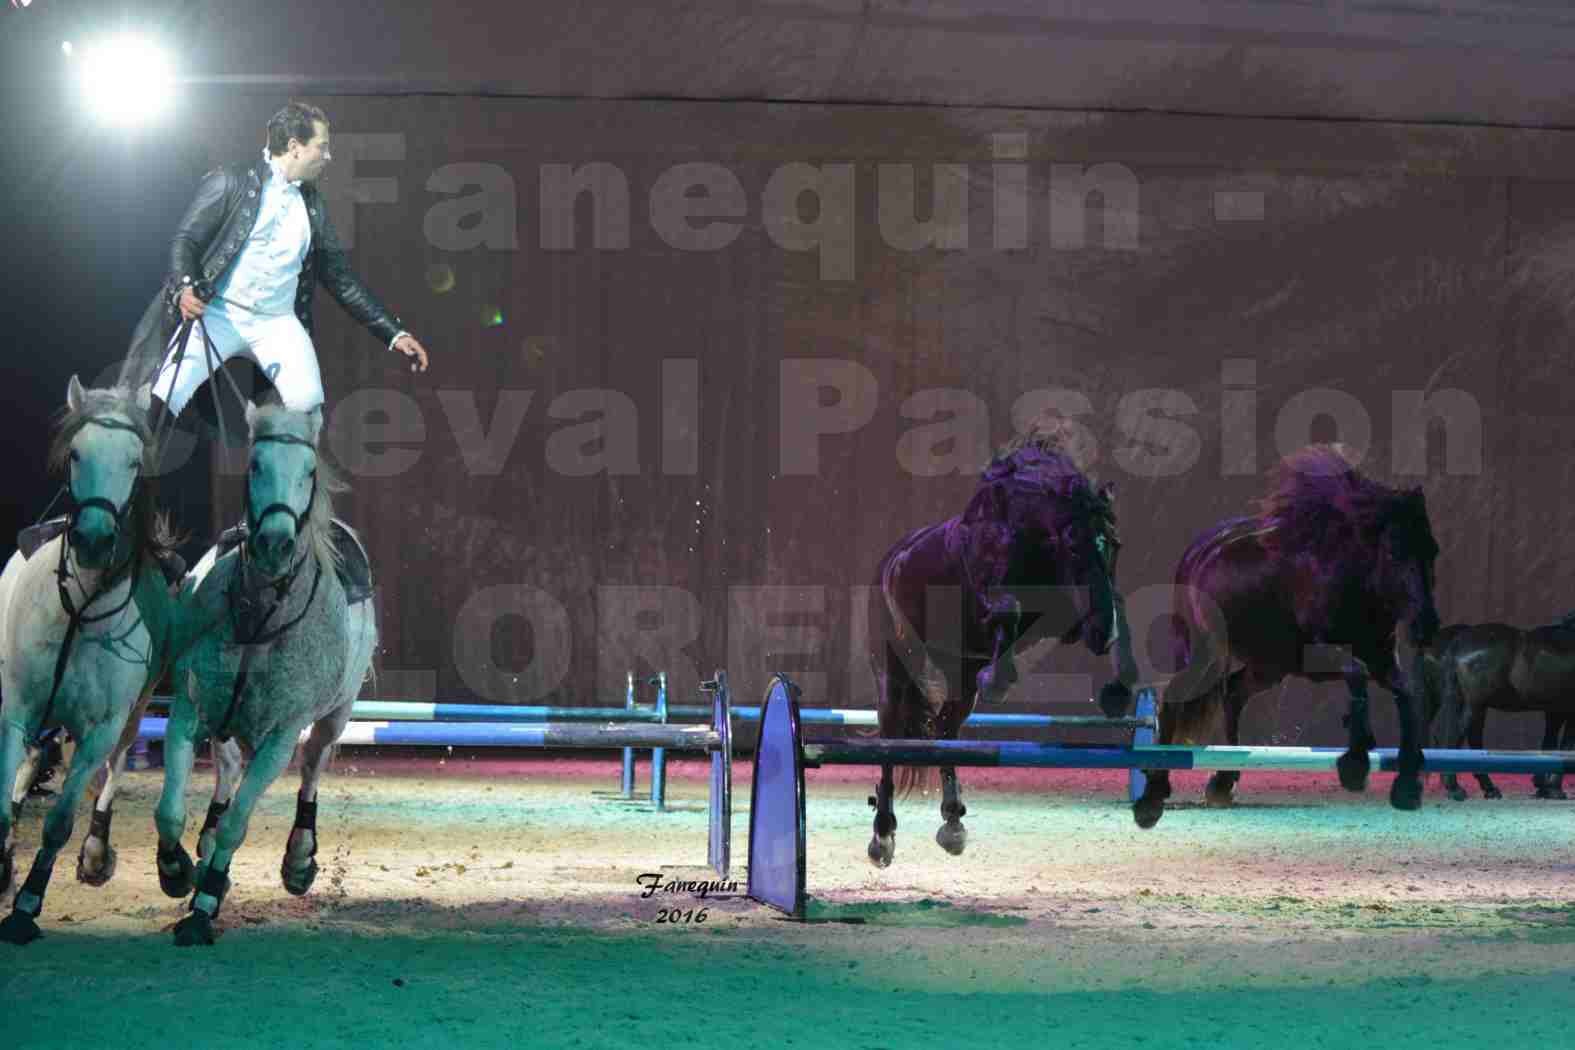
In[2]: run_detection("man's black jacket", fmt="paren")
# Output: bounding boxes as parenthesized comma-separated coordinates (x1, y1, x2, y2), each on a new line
(119, 154, 404, 392)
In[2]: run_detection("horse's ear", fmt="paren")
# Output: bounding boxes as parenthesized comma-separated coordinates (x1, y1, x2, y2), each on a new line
(962, 480, 1009, 523)
(244, 400, 258, 428)
(66, 374, 85, 412)
(305, 404, 324, 444)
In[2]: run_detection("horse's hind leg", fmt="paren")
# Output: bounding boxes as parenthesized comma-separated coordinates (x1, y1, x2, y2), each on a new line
(1534, 714, 1569, 800)
(282, 703, 351, 896)
(1, 722, 119, 945)
(173, 728, 297, 947)
(1205, 669, 1251, 807)
(9, 740, 45, 811)
(868, 764, 896, 868)
(1133, 699, 1185, 829)
(197, 738, 243, 867)
(1466, 705, 1500, 799)
(935, 767, 967, 856)
(1134, 655, 1221, 829)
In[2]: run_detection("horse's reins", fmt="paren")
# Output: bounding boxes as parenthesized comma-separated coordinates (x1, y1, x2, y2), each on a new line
(34, 416, 147, 736)
(211, 430, 323, 743)
(150, 312, 252, 467)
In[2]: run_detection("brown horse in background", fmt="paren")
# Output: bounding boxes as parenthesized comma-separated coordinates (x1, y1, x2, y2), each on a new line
(1133, 444, 1441, 828)
(1416, 615, 1575, 801)
(866, 425, 1136, 867)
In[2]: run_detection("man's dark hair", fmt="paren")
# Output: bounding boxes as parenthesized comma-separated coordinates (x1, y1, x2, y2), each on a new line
(266, 101, 329, 156)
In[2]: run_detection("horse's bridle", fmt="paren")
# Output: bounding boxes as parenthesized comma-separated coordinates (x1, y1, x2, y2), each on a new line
(212, 429, 323, 743)
(244, 431, 318, 537)
(36, 416, 147, 736)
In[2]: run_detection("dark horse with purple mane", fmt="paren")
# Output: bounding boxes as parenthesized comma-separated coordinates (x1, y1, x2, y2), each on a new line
(1133, 444, 1441, 829)
(1416, 614, 1575, 802)
(866, 429, 1137, 867)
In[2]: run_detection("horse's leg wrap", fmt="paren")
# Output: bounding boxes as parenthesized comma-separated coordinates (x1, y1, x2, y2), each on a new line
(293, 797, 318, 839)
(939, 770, 966, 823)
(191, 862, 231, 918)
(15, 861, 51, 915)
(868, 782, 896, 837)
(200, 799, 230, 836)
(281, 796, 320, 897)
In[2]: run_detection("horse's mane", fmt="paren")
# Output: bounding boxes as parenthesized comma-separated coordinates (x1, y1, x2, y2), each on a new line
(47, 385, 182, 561)
(248, 403, 345, 574)
(975, 420, 1119, 549)
(1256, 443, 1428, 562)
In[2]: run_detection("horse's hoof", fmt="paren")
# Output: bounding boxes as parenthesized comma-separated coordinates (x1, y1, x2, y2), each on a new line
(281, 858, 318, 897)
(157, 844, 195, 899)
(1204, 777, 1236, 808)
(1132, 797, 1165, 829)
(1336, 751, 1370, 792)
(0, 909, 41, 946)
(1446, 787, 1468, 802)
(1482, 786, 1503, 800)
(1535, 787, 1568, 801)
(1389, 776, 1423, 812)
(935, 821, 967, 856)
(76, 839, 117, 887)
(1097, 680, 1133, 719)
(866, 835, 894, 868)
(173, 911, 215, 947)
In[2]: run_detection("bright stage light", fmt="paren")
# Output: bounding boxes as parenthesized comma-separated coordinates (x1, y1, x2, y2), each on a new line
(74, 35, 176, 126)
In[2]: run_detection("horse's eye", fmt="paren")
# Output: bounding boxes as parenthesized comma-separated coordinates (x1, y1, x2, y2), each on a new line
(69, 449, 80, 463)
(249, 460, 260, 476)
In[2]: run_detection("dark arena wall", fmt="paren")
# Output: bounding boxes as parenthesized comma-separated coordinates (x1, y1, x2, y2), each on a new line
(183, 89, 1574, 748)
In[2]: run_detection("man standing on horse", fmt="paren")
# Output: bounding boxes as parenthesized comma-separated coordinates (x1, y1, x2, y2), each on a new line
(120, 100, 430, 427)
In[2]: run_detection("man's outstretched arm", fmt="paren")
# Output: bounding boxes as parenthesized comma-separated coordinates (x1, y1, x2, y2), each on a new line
(314, 207, 429, 372)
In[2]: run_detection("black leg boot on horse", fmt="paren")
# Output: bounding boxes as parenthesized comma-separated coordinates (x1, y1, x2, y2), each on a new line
(936, 768, 967, 855)
(868, 766, 897, 868)
(281, 794, 320, 896)
(174, 862, 231, 947)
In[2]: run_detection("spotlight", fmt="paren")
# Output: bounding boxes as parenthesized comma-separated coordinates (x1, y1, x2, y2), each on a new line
(75, 34, 176, 126)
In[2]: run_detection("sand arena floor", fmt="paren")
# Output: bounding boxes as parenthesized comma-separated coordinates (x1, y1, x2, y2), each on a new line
(2, 751, 1572, 1049)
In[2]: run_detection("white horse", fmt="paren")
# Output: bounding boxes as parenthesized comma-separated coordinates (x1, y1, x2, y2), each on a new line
(0, 377, 184, 945)
(156, 401, 376, 946)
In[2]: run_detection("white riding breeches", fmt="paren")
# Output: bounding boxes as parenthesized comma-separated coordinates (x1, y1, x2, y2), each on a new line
(148, 306, 324, 416)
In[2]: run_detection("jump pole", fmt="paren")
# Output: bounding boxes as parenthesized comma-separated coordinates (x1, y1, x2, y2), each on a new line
(746, 673, 1575, 919)
(135, 672, 736, 879)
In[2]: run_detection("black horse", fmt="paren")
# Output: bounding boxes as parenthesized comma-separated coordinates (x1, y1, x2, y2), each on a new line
(865, 425, 1136, 867)
(1417, 615, 1575, 801)
(1133, 444, 1441, 828)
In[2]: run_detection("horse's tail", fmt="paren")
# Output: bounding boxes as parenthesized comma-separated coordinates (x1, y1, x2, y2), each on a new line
(891, 693, 940, 800)
(876, 641, 942, 800)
